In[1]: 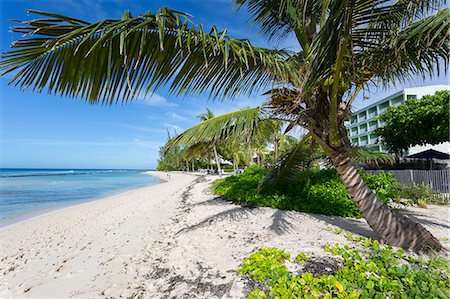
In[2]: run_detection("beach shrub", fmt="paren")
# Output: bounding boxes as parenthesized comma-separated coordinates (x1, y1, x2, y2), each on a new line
(238, 247, 290, 283)
(239, 239, 450, 299)
(396, 182, 433, 204)
(359, 172, 400, 204)
(213, 166, 402, 218)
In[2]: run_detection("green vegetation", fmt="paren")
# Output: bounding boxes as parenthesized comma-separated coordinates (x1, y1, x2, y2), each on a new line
(240, 239, 450, 299)
(239, 247, 291, 283)
(375, 90, 450, 157)
(358, 172, 400, 204)
(157, 107, 297, 172)
(214, 166, 441, 213)
(213, 166, 405, 218)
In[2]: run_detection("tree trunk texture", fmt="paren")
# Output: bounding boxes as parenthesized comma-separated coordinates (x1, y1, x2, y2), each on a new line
(248, 143, 253, 165)
(213, 144, 221, 176)
(303, 88, 442, 252)
(274, 138, 279, 161)
(331, 151, 442, 252)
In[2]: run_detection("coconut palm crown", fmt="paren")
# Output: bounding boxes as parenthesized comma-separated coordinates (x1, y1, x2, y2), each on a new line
(1, 0, 448, 251)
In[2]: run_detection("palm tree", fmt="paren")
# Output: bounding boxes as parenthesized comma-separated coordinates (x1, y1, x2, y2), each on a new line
(1, 1, 447, 251)
(222, 139, 248, 173)
(196, 108, 223, 174)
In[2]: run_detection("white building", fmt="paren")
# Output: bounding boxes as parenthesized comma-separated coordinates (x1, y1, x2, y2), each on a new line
(345, 85, 450, 154)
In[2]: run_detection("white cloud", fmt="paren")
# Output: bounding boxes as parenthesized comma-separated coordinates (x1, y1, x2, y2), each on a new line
(170, 112, 187, 121)
(164, 123, 183, 133)
(139, 93, 178, 107)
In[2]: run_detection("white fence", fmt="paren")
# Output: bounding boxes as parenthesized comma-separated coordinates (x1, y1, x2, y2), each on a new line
(366, 169, 450, 203)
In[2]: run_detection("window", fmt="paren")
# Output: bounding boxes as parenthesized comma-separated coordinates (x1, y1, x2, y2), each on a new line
(352, 138, 358, 146)
(359, 124, 368, 133)
(359, 111, 367, 121)
(351, 115, 358, 124)
(368, 107, 377, 119)
(379, 101, 389, 113)
(360, 136, 368, 146)
(407, 95, 417, 100)
(351, 127, 358, 136)
(369, 121, 378, 131)
(391, 96, 403, 107)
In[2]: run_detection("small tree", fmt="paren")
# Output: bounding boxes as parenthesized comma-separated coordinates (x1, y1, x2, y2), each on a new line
(375, 90, 450, 157)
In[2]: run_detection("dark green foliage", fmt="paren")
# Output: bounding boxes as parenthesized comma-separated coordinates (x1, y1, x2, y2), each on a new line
(359, 172, 400, 204)
(240, 238, 450, 299)
(375, 90, 450, 156)
(212, 167, 369, 218)
(213, 166, 403, 217)
(156, 143, 186, 171)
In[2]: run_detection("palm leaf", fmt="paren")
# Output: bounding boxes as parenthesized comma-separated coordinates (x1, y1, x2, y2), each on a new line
(349, 147, 394, 165)
(235, 0, 321, 50)
(356, 8, 450, 84)
(183, 142, 211, 160)
(258, 133, 319, 191)
(0, 8, 294, 104)
(165, 107, 268, 150)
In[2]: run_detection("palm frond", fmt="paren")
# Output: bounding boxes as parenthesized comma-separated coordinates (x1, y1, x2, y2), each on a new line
(258, 133, 320, 191)
(235, 0, 321, 50)
(0, 8, 294, 104)
(356, 8, 450, 84)
(165, 107, 268, 150)
(303, 1, 448, 93)
(348, 147, 394, 165)
(183, 142, 211, 160)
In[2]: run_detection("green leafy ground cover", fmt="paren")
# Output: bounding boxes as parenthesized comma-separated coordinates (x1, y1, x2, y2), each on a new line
(239, 236, 449, 298)
(212, 166, 401, 218)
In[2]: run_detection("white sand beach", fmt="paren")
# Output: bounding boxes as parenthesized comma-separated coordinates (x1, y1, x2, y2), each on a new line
(1, 172, 449, 298)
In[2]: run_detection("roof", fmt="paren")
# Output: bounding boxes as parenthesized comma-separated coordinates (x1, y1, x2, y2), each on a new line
(406, 149, 450, 160)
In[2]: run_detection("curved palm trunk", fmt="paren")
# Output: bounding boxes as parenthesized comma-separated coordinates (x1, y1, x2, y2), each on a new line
(331, 151, 442, 252)
(213, 144, 221, 176)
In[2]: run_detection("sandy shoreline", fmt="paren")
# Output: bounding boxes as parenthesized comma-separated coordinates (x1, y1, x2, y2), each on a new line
(0, 171, 165, 228)
(1, 172, 449, 298)
(0, 171, 198, 298)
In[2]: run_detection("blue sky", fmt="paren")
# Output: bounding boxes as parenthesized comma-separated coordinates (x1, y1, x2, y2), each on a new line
(0, 0, 448, 169)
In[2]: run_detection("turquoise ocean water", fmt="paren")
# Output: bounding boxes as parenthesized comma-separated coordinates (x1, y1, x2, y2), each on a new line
(0, 169, 162, 225)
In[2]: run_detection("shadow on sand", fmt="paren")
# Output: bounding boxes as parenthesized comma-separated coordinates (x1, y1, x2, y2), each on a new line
(180, 196, 381, 239)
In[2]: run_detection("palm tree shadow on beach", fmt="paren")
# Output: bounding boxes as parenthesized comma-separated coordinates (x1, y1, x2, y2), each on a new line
(309, 214, 378, 239)
(396, 209, 450, 230)
(180, 196, 379, 239)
